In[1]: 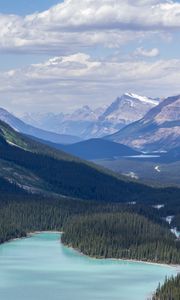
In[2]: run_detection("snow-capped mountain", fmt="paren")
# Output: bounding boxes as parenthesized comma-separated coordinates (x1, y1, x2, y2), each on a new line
(100, 93, 159, 124)
(106, 95, 180, 151)
(21, 93, 159, 139)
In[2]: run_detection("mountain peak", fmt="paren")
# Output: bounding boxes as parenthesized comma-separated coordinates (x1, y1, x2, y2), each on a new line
(101, 92, 159, 125)
(68, 105, 102, 121)
(124, 92, 159, 106)
(0, 107, 10, 115)
(106, 94, 180, 151)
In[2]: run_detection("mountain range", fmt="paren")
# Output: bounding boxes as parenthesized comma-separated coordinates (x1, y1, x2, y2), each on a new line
(106, 95, 180, 151)
(0, 108, 81, 144)
(1, 93, 179, 153)
(21, 93, 159, 139)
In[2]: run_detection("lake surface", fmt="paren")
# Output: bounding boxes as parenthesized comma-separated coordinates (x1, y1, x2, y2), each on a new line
(0, 233, 177, 300)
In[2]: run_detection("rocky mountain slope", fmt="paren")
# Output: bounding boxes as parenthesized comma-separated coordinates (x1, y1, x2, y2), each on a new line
(100, 93, 159, 125)
(106, 95, 180, 152)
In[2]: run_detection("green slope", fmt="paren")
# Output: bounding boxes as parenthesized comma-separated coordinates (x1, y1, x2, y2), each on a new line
(0, 119, 180, 205)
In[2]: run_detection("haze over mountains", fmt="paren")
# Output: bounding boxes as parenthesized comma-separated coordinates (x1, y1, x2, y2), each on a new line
(38, 138, 141, 160)
(0, 92, 179, 155)
(21, 93, 159, 139)
(0, 108, 81, 144)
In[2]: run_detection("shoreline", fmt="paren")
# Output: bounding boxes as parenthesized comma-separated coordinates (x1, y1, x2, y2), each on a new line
(62, 242, 180, 270)
(5, 230, 63, 244)
(28, 230, 63, 236)
(3, 231, 180, 270)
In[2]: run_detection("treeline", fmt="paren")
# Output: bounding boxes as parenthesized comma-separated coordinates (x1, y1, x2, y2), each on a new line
(0, 192, 179, 297)
(0, 187, 179, 297)
(152, 275, 180, 300)
(62, 212, 180, 264)
(0, 187, 169, 244)
(0, 194, 89, 243)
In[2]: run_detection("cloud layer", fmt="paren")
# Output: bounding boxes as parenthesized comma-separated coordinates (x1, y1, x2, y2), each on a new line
(0, 0, 179, 113)
(0, 0, 180, 53)
(0, 52, 179, 113)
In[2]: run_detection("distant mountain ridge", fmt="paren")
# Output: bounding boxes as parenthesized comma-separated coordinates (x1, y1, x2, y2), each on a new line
(31, 138, 141, 160)
(106, 95, 180, 151)
(21, 93, 159, 139)
(0, 108, 81, 144)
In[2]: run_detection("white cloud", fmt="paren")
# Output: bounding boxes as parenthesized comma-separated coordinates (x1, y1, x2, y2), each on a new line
(0, 52, 180, 113)
(31, 0, 180, 31)
(134, 47, 160, 57)
(0, 1, 179, 116)
(0, 0, 179, 53)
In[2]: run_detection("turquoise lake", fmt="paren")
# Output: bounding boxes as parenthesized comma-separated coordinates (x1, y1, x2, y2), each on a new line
(0, 232, 177, 300)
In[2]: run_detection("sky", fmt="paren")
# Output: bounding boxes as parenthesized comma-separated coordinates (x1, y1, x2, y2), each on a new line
(0, 0, 180, 114)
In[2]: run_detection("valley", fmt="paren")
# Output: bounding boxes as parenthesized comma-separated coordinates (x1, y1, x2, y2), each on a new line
(0, 0, 180, 298)
(94, 157, 180, 188)
(0, 94, 179, 299)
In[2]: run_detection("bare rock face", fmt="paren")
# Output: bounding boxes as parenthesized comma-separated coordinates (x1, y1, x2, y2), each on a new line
(100, 93, 159, 125)
(106, 95, 180, 152)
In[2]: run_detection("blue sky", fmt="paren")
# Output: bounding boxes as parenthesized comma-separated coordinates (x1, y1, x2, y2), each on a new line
(0, 0, 64, 70)
(2, 0, 180, 15)
(0, 0, 179, 113)
(0, 0, 62, 15)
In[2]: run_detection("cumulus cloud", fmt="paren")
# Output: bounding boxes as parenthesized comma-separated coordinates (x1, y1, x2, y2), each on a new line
(0, 52, 180, 113)
(134, 47, 160, 57)
(0, 0, 179, 53)
(31, 0, 180, 31)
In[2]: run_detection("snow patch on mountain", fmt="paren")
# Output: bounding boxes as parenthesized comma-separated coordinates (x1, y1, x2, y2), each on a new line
(100, 93, 159, 125)
(124, 93, 159, 106)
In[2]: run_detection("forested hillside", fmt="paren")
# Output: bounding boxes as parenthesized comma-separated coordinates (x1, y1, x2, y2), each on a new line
(1, 191, 179, 264)
(172, 216, 180, 231)
(62, 213, 180, 264)
(0, 177, 168, 245)
(152, 275, 180, 300)
(1, 120, 180, 205)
